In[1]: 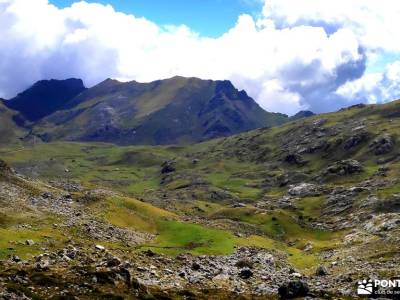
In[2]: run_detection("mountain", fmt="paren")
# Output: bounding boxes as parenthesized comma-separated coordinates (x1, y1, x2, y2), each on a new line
(32, 76, 288, 144)
(290, 110, 315, 120)
(3, 78, 86, 122)
(0, 101, 26, 144)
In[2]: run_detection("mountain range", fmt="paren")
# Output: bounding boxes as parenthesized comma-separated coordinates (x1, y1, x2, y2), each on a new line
(1, 77, 289, 145)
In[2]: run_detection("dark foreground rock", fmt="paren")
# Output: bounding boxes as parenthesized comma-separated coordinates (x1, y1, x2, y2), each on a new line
(278, 280, 309, 299)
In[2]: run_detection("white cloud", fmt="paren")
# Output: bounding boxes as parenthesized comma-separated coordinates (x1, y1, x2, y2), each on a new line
(0, 0, 399, 115)
(337, 62, 400, 104)
(262, 0, 400, 52)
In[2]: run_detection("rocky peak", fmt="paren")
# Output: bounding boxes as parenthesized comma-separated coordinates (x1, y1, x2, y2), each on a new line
(4, 78, 86, 121)
(290, 110, 315, 120)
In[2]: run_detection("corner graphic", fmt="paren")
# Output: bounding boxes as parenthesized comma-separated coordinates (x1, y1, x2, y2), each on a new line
(358, 279, 374, 295)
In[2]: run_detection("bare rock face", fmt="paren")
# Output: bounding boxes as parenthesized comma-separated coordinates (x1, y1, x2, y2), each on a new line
(369, 134, 395, 155)
(343, 131, 370, 150)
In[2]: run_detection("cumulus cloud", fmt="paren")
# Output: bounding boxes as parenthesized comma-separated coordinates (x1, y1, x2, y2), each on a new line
(337, 62, 400, 104)
(0, 0, 399, 114)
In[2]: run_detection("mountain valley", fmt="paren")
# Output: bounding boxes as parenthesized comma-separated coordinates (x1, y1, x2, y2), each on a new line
(0, 98, 400, 299)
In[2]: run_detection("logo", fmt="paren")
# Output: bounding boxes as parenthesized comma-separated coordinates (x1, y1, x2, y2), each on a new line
(358, 279, 374, 295)
(357, 279, 400, 296)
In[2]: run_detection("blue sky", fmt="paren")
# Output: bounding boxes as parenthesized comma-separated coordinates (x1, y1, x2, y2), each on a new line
(50, 0, 263, 37)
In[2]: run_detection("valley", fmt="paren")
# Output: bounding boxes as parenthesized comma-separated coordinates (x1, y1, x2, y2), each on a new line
(1, 100, 400, 299)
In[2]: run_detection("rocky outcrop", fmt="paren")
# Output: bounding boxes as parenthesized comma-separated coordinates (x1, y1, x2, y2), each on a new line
(324, 160, 363, 177)
(161, 160, 176, 174)
(288, 183, 322, 197)
(343, 131, 370, 150)
(369, 134, 395, 155)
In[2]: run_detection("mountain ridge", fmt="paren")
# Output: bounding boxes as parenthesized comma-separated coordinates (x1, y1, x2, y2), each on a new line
(14, 76, 288, 145)
(3, 78, 87, 122)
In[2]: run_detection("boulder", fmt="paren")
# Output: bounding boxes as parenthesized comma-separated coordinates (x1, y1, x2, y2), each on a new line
(161, 160, 176, 174)
(34, 259, 50, 271)
(325, 160, 363, 176)
(288, 183, 322, 197)
(106, 257, 121, 267)
(25, 239, 35, 246)
(315, 265, 329, 276)
(95, 245, 105, 251)
(278, 280, 309, 299)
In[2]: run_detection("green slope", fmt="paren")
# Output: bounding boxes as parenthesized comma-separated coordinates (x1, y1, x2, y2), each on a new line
(0, 101, 26, 145)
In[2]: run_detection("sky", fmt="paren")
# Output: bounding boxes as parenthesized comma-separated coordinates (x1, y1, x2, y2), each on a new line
(50, 0, 264, 37)
(0, 0, 400, 115)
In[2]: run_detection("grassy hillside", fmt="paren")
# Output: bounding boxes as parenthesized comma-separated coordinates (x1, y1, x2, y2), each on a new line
(0, 102, 26, 145)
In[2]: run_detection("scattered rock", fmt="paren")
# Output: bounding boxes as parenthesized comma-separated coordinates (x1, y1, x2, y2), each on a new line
(239, 268, 253, 279)
(34, 259, 50, 271)
(106, 257, 121, 267)
(315, 265, 329, 276)
(11, 255, 21, 263)
(231, 203, 247, 208)
(95, 245, 105, 251)
(25, 240, 35, 246)
(191, 262, 201, 271)
(235, 259, 253, 269)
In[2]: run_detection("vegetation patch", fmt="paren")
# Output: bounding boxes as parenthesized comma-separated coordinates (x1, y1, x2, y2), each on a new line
(142, 220, 236, 255)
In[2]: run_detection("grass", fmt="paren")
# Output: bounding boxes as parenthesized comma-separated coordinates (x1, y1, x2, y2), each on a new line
(0, 226, 66, 259)
(97, 196, 176, 233)
(142, 220, 236, 256)
(211, 207, 344, 250)
(296, 196, 325, 218)
(207, 172, 262, 200)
